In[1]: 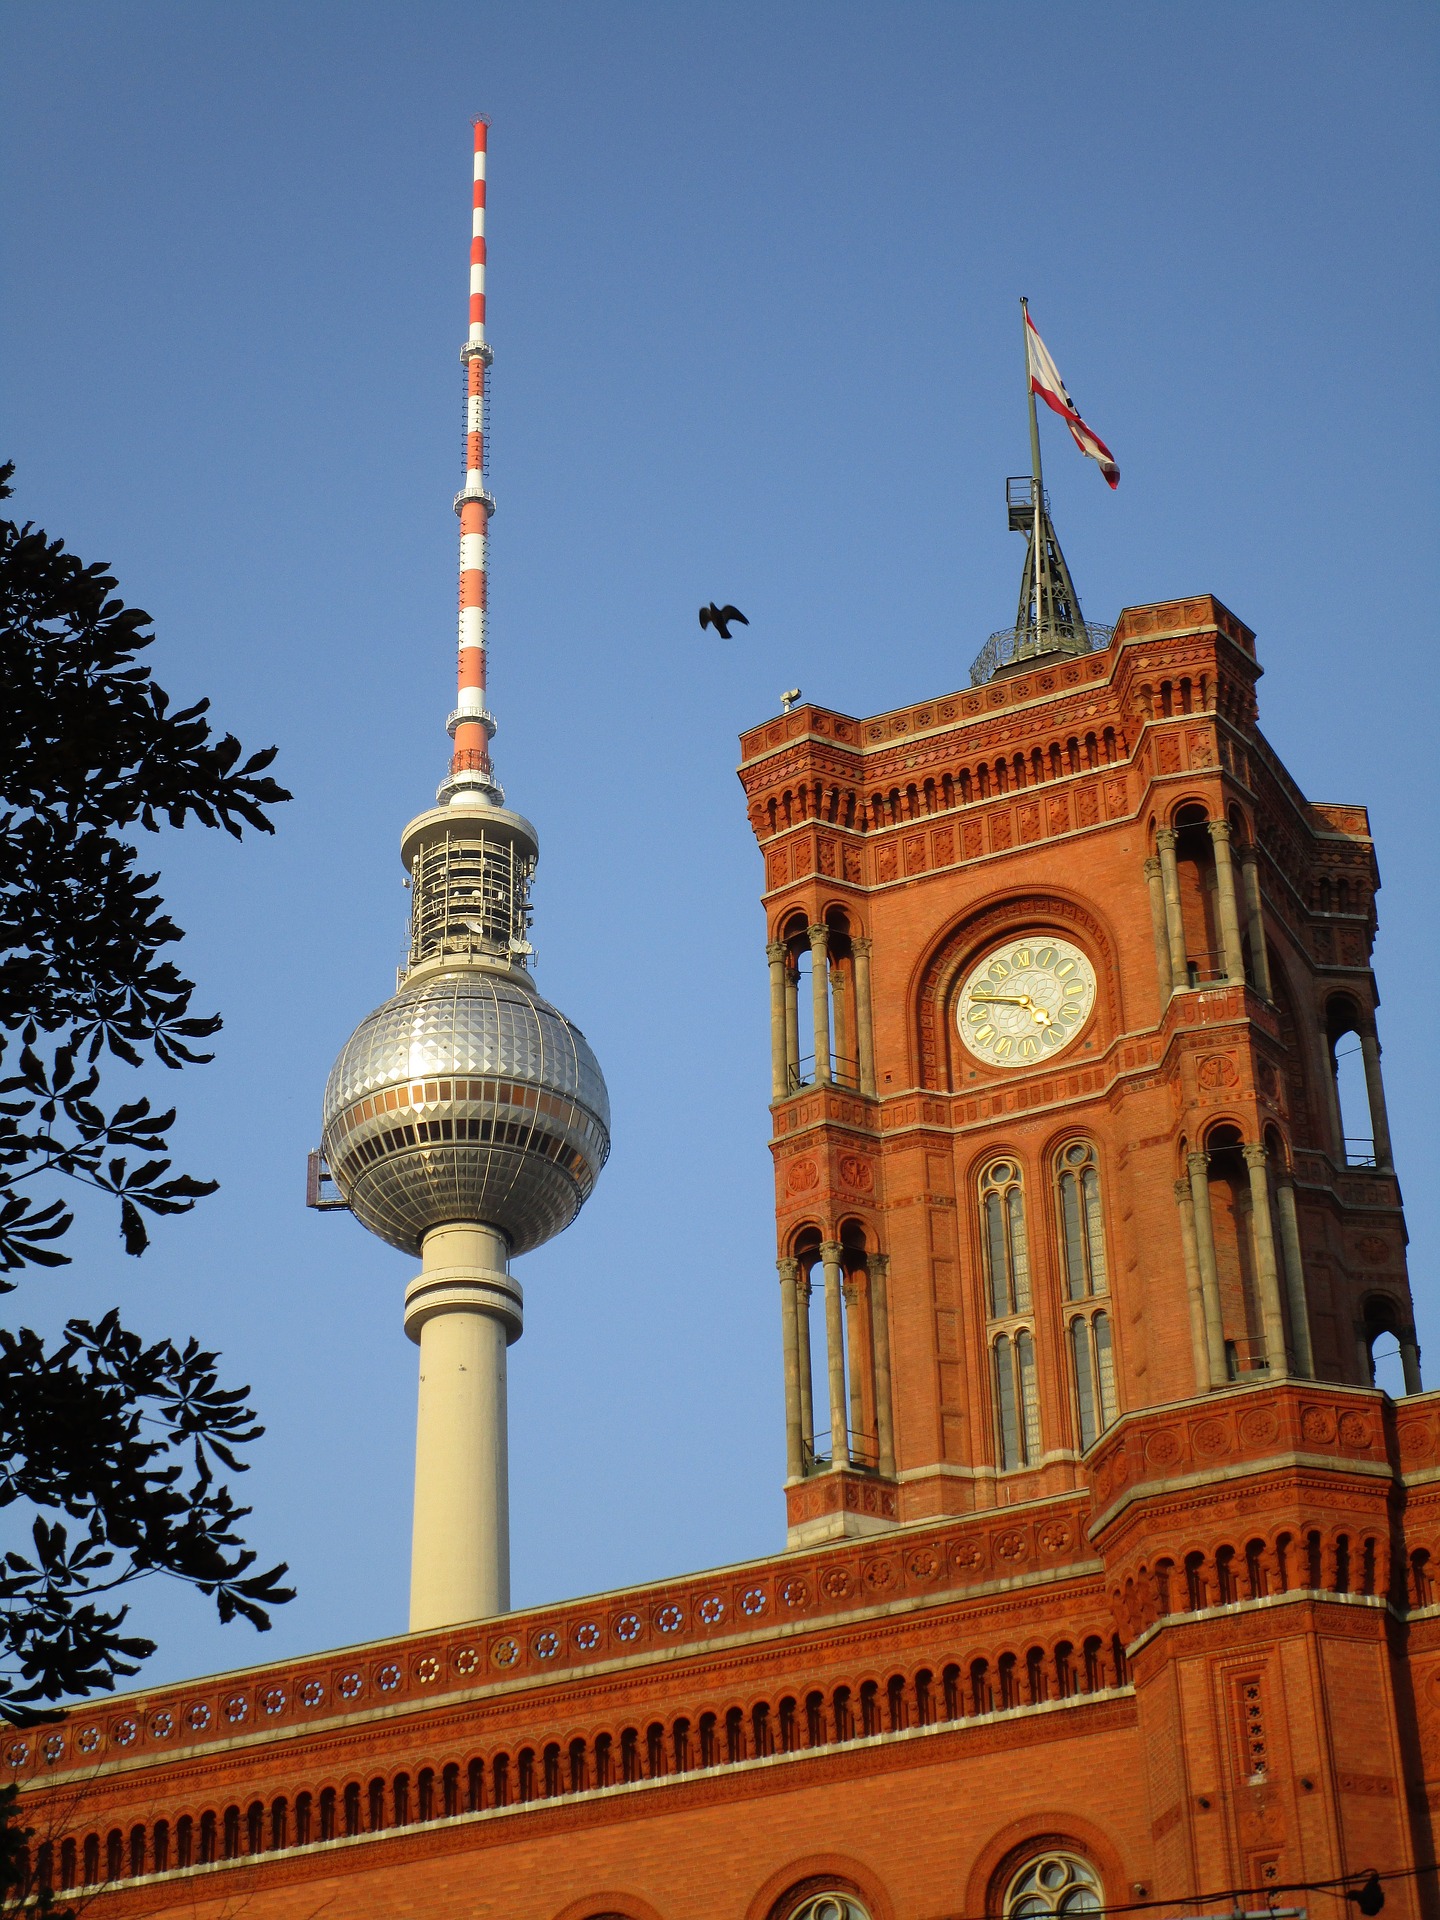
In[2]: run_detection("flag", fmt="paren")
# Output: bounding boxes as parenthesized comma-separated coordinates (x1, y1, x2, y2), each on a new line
(1025, 308, 1119, 489)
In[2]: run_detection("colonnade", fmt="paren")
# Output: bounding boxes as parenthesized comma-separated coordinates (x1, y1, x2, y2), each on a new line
(777, 1245, 895, 1480)
(1143, 819, 1269, 1001)
(766, 928, 876, 1101)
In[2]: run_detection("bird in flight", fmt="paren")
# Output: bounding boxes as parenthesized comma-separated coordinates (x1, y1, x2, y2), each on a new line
(699, 602, 748, 640)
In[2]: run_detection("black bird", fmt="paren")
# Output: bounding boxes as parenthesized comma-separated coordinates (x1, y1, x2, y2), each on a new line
(699, 602, 748, 640)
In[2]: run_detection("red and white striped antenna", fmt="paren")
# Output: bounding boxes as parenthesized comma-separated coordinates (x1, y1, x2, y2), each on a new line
(442, 117, 500, 806)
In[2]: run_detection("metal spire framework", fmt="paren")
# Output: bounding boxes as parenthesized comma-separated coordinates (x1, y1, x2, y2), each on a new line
(969, 298, 1112, 686)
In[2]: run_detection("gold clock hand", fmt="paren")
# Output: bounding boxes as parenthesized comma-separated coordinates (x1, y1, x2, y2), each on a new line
(970, 992, 1032, 1007)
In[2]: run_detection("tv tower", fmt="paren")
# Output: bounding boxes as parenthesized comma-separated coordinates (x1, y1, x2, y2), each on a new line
(320, 122, 610, 1631)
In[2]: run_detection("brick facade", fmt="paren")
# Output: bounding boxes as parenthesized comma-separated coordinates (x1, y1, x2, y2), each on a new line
(11, 597, 1434, 1920)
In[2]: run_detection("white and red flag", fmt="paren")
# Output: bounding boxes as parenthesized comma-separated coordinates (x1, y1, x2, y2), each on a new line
(1025, 308, 1119, 489)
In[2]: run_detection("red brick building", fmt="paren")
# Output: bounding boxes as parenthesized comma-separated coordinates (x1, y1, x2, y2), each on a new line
(9, 583, 1438, 1920)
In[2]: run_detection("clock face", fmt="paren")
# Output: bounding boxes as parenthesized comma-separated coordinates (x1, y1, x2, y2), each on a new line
(956, 935, 1097, 1069)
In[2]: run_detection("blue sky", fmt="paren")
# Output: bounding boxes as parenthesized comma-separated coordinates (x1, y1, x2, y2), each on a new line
(4, 2, 1436, 1688)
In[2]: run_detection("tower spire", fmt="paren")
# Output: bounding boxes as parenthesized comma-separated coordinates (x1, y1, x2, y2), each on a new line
(443, 117, 500, 806)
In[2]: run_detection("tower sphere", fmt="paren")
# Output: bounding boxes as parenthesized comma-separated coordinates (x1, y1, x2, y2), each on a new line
(321, 803, 610, 1259)
(322, 968, 610, 1258)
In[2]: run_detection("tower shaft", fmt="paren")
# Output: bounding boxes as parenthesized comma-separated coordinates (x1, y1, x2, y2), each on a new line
(405, 1224, 521, 1627)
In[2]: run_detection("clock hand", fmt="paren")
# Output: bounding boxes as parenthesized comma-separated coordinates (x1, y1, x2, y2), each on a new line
(970, 992, 1032, 1007)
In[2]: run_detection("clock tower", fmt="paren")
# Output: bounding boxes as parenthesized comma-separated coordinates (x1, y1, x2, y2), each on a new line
(740, 557, 1415, 1550)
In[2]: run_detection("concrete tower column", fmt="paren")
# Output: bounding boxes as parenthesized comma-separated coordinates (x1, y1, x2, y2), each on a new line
(1239, 848, 1272, 997)
(820, 1240, 849, 1467)
(869, 1253, 897, 1478)
(766, 941, 788, 1102)
(1274, 1172, 1315, 1377)
(1144, 856, 1174, 1001)
(808, 925, 832, 1086)
(1360, 1029, 1394, 1169)
(404, 1222, 523, 1630)
(1173, 1176, 1213, 1391)
(1156, 829, 1189, 988)
(1208, 820, 1247, 983)
(777, 1256, 804, 1482)
(1243, 1144, 1289, 1380)
(852, 937, 877, 1097)
(1187, 1150, 1228, 1384)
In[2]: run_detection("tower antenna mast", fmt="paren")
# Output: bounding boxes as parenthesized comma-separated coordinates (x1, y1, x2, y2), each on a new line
(445, 117, 500, 805)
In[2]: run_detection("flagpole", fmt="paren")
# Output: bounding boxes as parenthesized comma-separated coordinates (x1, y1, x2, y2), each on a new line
(1022, 297, 1046, 645)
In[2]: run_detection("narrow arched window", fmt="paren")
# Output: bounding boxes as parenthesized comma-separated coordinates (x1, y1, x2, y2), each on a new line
(1056, 1141, 1108, 1299)
(993, 1330, 1042, 1469)
(981, 1160, 1031, 1316)
(1069, 1309, 1117, 1450)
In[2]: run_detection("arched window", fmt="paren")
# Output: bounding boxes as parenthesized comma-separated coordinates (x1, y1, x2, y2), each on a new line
(1006, 1852, 1104, 1920)
(981, 1160, 1031, 1317)
(788, 1896, 872, 1920)
(993, 1328, 1041, 1469)
(1055, 1142, 1108, 1299)
(981, 1160, 1039, 1469)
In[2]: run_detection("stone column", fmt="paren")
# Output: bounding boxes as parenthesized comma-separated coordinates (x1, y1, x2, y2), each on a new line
(1208, 820, 1247, 984)
(820, 1240, 849, 1467)
(1156, 828, 1189, 988)
(843, 1271, 870, 1463)
(1274, 1174, 1314, 1378)
(766, 941, 789, 1103)
(1359, 1029, 1394, 1170)
(831, 964, 854, 1089)
(1187, 1150, 1228, 1385)
(1243, 1144, 1290, 1380)
(1239, 849, 1272, 997)
(852, 936, 877, 1097)
(869, 1253, 897, 1478)
(796, 1269, 815, 1466)
(808, 925, 832, 1087)
(783, 951, 800, 1092)
(777, 1256, 804, 1482)
(1144, 857, 1174, 1001)
(1173, 1177, 1213, 1391)
(404, 1221, 523, 1629)
(1401, 1332, 1424, 1396)
(1324, 1044, 1347, 1162)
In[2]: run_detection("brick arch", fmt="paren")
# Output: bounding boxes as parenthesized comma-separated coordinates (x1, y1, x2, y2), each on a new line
(1165, 791, 1214, 827)
(914, 890, 1123, 1091)
(747, 1854, 895, 1920)
(965, 1814, 1130, 1920)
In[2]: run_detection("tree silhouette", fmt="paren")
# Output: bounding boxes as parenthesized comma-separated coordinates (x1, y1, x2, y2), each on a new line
(0, 463, 294, 1906)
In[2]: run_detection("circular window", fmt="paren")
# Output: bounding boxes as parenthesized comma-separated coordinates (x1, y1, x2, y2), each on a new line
(1006, 1853, 1103, 1920)
(790, 1897, 871, 1920)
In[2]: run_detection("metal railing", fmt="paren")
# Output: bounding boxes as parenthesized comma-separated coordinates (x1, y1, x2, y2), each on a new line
(968, 619, 1113, 688)
(1343, 1137, 1377, 1169)
(804, 1427, 879, 1476)
(785, 1053, 861, 1095)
